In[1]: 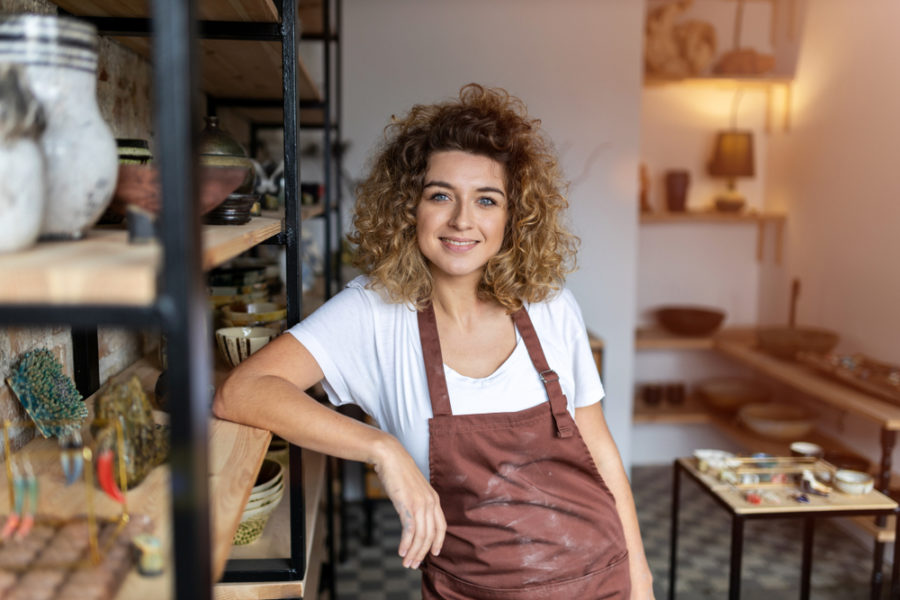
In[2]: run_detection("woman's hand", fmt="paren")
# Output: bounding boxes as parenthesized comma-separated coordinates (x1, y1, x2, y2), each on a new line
(371, 437, 446, 569)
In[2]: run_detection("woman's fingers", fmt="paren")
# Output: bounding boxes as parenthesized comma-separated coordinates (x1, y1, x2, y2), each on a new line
(431, 499, 446, 556)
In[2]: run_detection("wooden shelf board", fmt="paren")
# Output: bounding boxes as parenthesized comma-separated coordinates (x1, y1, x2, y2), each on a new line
(53, 0, 280, 21)
(848, 514, 896, 544)
(715, 339, 900, 430)
(0, 229, 159, 306)
(202, 216, 282, 270)
(0, 216, 283, 306)
(635, 327, 756, 351)
(53, 0, 322, 102)
(111, 38, 321, 102)
(644, 76, 793, 88)
(707, 411, 859, 458)
(633, 395, 712, 425)
(640, 211, 787, 224)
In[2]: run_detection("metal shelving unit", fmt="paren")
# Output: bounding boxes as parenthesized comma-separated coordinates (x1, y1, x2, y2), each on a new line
(0, 0, 327, 597)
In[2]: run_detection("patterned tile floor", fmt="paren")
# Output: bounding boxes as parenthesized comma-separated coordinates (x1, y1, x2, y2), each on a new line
(331, 465, 887, 599)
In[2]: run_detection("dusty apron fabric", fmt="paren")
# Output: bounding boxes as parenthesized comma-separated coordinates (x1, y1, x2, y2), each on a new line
(417, 304, 630, 599)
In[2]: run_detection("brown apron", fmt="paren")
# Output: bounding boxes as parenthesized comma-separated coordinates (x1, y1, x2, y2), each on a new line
(417, 304, 631, 599)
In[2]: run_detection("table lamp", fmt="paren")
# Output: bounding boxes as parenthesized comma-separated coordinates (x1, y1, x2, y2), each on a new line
(708, 130, 754, 212)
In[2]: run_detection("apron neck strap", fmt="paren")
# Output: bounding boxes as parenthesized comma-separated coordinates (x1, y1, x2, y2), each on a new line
(417, 303, 452, 416)
(511, 308, 573, 438)
(417, 302, 574, 437)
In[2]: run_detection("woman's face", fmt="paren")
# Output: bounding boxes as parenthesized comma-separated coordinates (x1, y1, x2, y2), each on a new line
(415, 150, 508, 286)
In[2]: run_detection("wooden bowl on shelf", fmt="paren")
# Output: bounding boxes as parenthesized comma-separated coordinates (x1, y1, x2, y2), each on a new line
(757, 327, 839, 360)
(656, 306, 725, 337)
(695, 378, 771, 413)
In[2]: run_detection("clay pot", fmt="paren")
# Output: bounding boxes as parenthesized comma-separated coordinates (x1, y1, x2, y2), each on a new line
(108, 164, 246, 217)
(0, 15, 118, 239)
(664, 170, 690, 212)
(198, 116, 255, 194)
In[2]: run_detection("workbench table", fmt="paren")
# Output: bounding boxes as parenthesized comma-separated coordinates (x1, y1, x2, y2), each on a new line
(669, 457, 900, 600)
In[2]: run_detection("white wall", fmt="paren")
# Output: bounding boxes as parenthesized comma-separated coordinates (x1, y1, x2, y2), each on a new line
(342, 0, 645, 468)
(761, 0, 900, 471)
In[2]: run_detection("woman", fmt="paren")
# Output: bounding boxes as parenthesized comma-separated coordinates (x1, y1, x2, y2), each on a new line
(213, 84, 653, 599)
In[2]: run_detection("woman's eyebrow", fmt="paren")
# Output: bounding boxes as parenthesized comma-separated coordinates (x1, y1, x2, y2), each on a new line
(423, 181, 506, 198)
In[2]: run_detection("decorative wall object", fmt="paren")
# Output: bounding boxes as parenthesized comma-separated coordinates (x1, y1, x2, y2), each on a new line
(645, 0, 717, 78)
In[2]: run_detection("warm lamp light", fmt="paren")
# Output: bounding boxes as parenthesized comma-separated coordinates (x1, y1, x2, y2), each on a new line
(708, 130, 755, 211)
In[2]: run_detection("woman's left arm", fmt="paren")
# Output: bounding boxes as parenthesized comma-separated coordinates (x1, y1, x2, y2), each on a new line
(575, 402, 654, 600)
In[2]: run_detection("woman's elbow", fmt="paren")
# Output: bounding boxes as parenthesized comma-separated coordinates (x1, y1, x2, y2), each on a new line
(212, 371, 243, 422)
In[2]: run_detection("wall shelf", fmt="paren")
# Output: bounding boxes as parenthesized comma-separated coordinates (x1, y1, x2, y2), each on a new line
(640, 210, 786, 263)
(53, 0, 323, 103)
(636, 327, 756, 351)
(0, 217, 282, 306)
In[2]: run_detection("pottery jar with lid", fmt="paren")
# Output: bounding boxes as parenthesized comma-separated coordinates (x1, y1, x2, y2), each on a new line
(0, 65, 46, 253)
(0, 14, 118, 239)
(198, 116, 255, 195)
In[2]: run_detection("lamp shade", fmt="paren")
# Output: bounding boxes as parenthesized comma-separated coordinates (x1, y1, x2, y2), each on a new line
(708, 131, 755, 178)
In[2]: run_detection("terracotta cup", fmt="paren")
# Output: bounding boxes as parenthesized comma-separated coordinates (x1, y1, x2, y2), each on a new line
(665, 170, 690, 212)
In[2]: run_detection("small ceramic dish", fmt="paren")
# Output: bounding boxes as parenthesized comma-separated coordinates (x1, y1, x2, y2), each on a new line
(222, 302, 287, 327)
(790, 441, 824, 458)
(834, 470, 874, 495)
(249, 459, 284, 496)
(215, 326, 278, 368)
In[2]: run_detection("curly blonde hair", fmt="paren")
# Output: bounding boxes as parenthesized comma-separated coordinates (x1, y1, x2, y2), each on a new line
(349, 83, 578, 312)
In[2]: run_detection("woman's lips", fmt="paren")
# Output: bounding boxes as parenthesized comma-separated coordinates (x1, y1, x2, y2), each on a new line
(440, 237, 478, 252)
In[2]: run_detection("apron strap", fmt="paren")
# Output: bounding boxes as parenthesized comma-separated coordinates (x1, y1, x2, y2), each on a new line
(511, 308, 574, 438)
(417, 303, 453, 417)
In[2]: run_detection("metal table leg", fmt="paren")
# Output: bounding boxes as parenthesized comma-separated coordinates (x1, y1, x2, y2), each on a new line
(800, 517, 814, 600)
(891, 506, 900, 599)
(729, 516, 744, 600)
(669, 460, 682, 600)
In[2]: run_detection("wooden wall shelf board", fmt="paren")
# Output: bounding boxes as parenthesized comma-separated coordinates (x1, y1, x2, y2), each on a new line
(635, 327, 756, 351)
(0, 217, 282, 306)
(715, 339, 900, 430)
(0, 229, 159, 306)
(633, 395, 712, 425)
(53, 0, 280, 22)
(52, 0, 322, 103)
(640, 211, 786, 263)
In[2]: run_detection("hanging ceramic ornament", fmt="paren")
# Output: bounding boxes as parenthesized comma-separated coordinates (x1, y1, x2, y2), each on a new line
(0, 15, 117, 239)
(0, 64, 46, 253)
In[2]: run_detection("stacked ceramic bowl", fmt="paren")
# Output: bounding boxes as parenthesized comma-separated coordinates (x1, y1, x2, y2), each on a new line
(233, 459, 285, 545)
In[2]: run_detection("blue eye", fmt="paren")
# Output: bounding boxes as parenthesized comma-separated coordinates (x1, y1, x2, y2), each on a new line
(477, 197, 497, 207)
(430, 192, 450, 202)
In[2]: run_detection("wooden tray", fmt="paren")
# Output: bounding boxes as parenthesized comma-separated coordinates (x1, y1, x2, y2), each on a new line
(700, 455, 837, 491)
(798, 351, 900, 405)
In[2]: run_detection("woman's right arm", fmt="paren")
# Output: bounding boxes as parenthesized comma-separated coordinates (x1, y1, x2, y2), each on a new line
(212, 333, 445, 568)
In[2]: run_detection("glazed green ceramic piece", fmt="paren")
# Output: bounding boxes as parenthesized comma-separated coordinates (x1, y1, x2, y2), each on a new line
(6, 348, 87, 438)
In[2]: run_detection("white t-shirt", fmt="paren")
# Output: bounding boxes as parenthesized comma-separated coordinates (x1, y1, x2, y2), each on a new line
(288, 275, 605, 477)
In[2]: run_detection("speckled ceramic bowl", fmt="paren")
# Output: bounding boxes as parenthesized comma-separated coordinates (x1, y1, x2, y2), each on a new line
(215, 326, 278, 368)
(233, 485, 284, 545)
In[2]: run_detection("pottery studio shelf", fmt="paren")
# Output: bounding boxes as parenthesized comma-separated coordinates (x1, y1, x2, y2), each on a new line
(635, 327, 756, 351)
(0, 356, 273, 598)
(52, 0, 323, 104)
(0, 216, 282, 306)
(640, 211, 786, 263)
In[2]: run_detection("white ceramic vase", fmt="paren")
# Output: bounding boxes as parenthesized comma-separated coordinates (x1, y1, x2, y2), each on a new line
(0, 65, 45, 253)
(0, 15, 117, 240)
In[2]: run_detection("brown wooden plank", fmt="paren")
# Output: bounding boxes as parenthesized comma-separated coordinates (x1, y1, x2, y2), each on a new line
(202, 216, 282, 270)
(0, 230, 159, 305)
(640, 211, 787, 224)
(715, 339, 900, 429)
(53, 0, 279, 22)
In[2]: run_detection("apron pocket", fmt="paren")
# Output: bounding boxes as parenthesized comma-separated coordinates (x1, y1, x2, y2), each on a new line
(422, 551, 630, 600)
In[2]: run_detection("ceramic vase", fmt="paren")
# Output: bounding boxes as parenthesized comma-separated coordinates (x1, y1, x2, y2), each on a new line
(0, 15, 117, 239)
(0, 65, 46, 253)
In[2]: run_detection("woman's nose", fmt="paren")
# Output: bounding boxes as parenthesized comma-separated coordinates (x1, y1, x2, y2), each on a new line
(448, 200, 471, 229)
